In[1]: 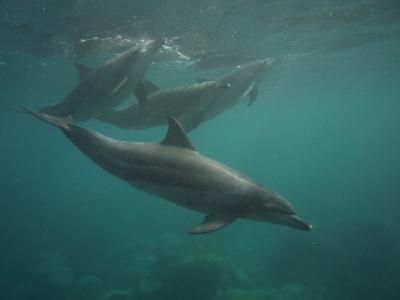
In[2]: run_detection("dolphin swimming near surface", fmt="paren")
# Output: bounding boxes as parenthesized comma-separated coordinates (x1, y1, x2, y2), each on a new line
(96, 58, 274, 131)
(187, 58, 274, 130)
(37, 38, 164, 121)
(96, 80, 231, 130)
(23, 107, 312, 234)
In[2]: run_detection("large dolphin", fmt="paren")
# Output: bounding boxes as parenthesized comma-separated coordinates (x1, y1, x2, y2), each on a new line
(38, 38, 163, 121)
(96, 80, 230, 129)
(23, 108, 312, 234)
(96, 59, 273, 131)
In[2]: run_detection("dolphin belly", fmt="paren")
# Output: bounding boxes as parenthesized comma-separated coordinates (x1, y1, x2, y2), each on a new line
(129, 180, 236, 214)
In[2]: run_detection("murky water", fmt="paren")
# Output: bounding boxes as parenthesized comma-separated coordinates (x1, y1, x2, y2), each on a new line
(1, 1, 399, 299)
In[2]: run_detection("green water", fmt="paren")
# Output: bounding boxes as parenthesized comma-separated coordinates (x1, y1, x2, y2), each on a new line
(0, 1, 399, 299)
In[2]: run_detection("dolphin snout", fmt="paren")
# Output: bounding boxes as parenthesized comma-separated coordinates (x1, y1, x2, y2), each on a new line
(239, 59, 270, 80)
(145, 37, 164, 52)
(254, 59, 271, 73)
(288, 215, 313, 231)
(258, 58, 270, 67)
(252, 58, 279, 73)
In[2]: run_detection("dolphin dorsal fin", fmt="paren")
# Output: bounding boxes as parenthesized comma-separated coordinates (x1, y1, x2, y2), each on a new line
(75, 63, 93, 81)
(161, 117, 196, 151)
(239, 81, 255, 101)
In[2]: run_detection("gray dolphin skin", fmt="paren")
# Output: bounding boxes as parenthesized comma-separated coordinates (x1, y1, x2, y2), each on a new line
(39, 38, 164, 121)
(96, 80, 230, 130)
(23, 107, 312, 234)
(188, 58, 273, 130)
(97, 59, 273, 131)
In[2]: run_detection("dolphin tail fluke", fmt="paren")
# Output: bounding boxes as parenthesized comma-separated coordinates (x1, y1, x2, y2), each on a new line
(20, 106, 72, 130)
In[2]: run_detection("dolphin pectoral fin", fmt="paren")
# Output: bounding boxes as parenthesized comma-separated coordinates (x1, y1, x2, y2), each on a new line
(187, 213, 237, 234)
(75, 63, 93, 81)
(239, 82, 255, 102)
(248, 85, 258, 106)
(161, 118, 196, 151)
(143, 80, 161, 94)
(134, 82, 148, 109)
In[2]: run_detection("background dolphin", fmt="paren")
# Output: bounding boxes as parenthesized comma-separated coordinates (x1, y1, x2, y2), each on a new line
(96, 80, 230, 130)
(37, 38, 163, 121)
(187, 58, 275, 130)
(23, 107, 312, 234)
(97, 59, 274, 132)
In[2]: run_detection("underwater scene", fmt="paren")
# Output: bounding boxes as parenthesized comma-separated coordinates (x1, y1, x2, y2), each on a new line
(1, 1, 399, 299)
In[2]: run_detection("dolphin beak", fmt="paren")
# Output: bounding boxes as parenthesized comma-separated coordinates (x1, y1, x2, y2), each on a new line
(246, 59, 269, 79)
(262, 57, 283, 69)
(145, 37, 164, 53)
(287, 214, 313, 231)
(259, 58, 270, 67)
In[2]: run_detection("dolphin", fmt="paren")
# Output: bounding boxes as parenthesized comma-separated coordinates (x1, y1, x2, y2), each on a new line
(96, 80, 230, 130)
(23, 107, 312, 234)
(37, 38, 164, 121)
(186, 58, 274, 130)
(96, 59, 274, 131)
